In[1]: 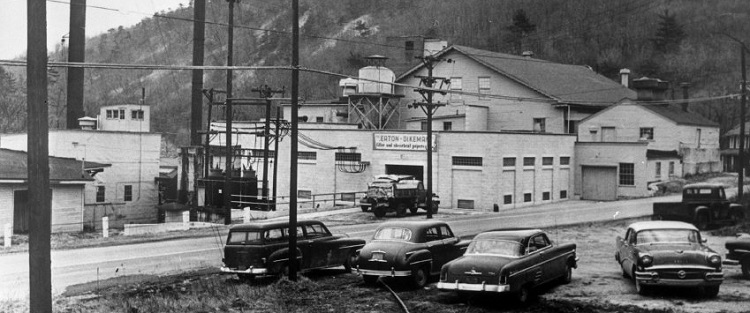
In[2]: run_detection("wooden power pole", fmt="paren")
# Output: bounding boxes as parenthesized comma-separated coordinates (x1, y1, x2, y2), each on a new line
(66, 0, 85, 129)
(28, 0, 52, 311)
(289, 0, 300, 281)
(191, 0, 206, 146)
(223, 0, 237, 225)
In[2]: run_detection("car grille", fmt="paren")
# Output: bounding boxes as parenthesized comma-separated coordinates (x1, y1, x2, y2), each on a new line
(656, 270, 707, 280)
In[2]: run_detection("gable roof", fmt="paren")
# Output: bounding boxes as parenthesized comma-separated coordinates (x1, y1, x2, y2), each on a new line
(0, 148, 95, 183)
(640, 104, 719, 127)
(724, 122, 750, 136)
(396, 45, 636, 106)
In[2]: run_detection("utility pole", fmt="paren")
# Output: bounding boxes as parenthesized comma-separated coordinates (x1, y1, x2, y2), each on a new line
(66, 0, 85, 129)
(289, 0, 300, 281)
(191, 0, 206, 146)
(251, 85, 285, 211)
(223, 0, 238, 225)
(740, 45, 747, 200)
(28, 0, 52, 311)
(410, 55, 449, 219)
(272, 108, 281, 212)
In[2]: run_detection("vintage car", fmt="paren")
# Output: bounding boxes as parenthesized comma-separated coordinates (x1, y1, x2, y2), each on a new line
(220, 220, 365, 280)
(355, 220, 469, 287)
(723, 233, 750, 279)
(615, 221, 723, 297)
(437, 229, 577, 303)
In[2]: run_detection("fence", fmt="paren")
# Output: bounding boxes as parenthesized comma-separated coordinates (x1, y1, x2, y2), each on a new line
(232, 191, 367, 210)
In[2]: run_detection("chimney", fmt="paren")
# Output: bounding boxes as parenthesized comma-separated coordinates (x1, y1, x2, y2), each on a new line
(522, 51, 534, 58)
(619, 68, 631, 88)
(680, 82, 690, 112)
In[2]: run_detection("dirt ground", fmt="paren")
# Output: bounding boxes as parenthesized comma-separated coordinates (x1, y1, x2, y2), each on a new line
(16, 215, 746, 313)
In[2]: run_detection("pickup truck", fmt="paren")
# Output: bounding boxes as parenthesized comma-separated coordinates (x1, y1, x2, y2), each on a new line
(360, 175, 439, 217)
(652, 183, 746, 230)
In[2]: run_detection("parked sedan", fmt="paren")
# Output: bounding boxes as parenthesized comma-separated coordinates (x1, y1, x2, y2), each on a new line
(355, 220, 469, 287)
(437, 229, 577, 303)
(723, 233, 750, 279)
(220, 220, 365, 280)
(615, 221, 723, 297)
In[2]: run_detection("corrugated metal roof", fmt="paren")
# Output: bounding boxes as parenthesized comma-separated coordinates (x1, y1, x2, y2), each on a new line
(0, 148, 95, 182)
(640, 104, 719, 127)
(397, 45, 636, 105)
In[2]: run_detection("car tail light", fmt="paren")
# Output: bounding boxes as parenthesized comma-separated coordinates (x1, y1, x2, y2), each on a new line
(499, 274, 507, 285)
(639, 254, 653, 267)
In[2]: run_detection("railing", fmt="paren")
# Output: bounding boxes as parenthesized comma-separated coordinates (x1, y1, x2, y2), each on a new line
(232, 191, 367, 210)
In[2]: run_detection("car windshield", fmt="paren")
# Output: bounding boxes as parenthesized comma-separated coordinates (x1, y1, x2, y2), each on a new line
(226, 231, 263, 245)
(636, 229, 700, 245)
(373, 227, 412, 241)
(466, 239, 523, 257)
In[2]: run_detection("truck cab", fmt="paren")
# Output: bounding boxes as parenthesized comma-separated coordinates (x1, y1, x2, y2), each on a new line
(653, 183, 745, 230)
(360, 175, 437, 217)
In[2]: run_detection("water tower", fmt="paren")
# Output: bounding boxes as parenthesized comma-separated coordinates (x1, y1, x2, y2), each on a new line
(345, 55, 403, 129)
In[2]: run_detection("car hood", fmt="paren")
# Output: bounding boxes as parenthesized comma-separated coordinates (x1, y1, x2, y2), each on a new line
(444, 254, 515, 275)
(637, 244, 715, 266)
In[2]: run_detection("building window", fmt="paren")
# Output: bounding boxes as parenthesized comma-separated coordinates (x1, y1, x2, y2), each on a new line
(542, 191, 551, 201)
(450, 77, 462, 100)
(119, 109, 125, 120)
(478, 77, 490, 99)
(452, 156, 482, 166)
(106, 110, 113, 119)
(504, 195, 513, 204)
(457, 199, 475, 209)
(124, 185, 133, 202)
(335, 152, 361, 162)
(619, 163, 635, 186)
(524, 193, 532, 202)
(443, 121, 452, 131)
(669, 162, 675, 176)
(523, 157, 535, 167)
(560, 156, 570, 166)
(655, 162, 662, 179)
(250, 149, 275, 159)
(131, 110, 144, 120)
(640, 127, 654, 140)
(315, 116, 324, 123)
(503, 157, 516, 167)
(566, 120, 578, 134)
(298, 190, 312, 199)
(298, 151, 317, 160)
(405, 40, 414, 51)
(112, 110, 119, 119)
(420, 121, 427, 131)
(542, 157, 553, 166)
(560, 190, 568, 199)
(533, 118, 546, 132)
(96, 186, 105, 202)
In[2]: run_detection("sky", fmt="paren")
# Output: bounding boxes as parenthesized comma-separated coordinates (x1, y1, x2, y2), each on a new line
(0, 0, 190, 60)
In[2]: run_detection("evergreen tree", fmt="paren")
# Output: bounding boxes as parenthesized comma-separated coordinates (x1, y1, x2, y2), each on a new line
(652, 10, 686, 53)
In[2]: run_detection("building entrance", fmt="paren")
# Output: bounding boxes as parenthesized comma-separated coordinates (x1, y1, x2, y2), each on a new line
(385, 164, 424, 182)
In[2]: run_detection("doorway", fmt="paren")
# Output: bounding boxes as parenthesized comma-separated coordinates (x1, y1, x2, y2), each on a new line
(13, 190, 29, 233)
(385, 164, 424, 182)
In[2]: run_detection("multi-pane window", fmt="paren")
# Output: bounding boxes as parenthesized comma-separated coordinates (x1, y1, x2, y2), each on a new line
(452, 156, 483, 166)
(503, 157, 516, 167)
(640, 127, 654, 140)
(669, 162, 675, 176)
(106, 110, 113, 119)
(315, 116, 324, 123)
(619, 163, 635, 186)
(131, 110, 144, 120)
(533, 118, 546, 132)
(524, 193, 532, 202)
(523, 157, 535, 167)
(96, 186, 105, 202)
(124, 185, 132, 202)
(335, 152, 361, 162)
(112, 110, 119, 119)
(478, 77, 490, 99)
(542, 191, 551, 200)
(457, 199, 475, 209)
(298, 151, 317, 160)
(420, 121, 427, 131)
(119, 109, 125, 120)
(250, 149, 275, 159)
(504, 195, 513, 204)
(560, 156, 570, 166)
(443, 121, 452, 131)
(542, 157, 553, 166)
(560, 190, 568, 199)
(655, 162, 662, 179)
(450, 77, 462, 100)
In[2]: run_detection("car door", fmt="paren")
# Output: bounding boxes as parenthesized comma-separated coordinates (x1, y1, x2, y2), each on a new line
(305, 223, 335, 268)
(438, 225, 464, 262)
(528, 234, 553, 283)
(289, 226, 311, 269)
(423, 226, 448, 273)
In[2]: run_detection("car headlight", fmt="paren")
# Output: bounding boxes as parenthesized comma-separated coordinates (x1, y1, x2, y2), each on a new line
(639, 254, 653, 267)
(707, 254, 721, 267)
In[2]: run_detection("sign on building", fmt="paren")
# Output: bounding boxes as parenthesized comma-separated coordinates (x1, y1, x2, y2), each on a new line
(373, 133, 437, 151)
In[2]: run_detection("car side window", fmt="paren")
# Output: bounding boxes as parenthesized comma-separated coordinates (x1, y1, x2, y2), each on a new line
(305, 224, 329, 238)
(624, 229, 634, 245)
(266, 228, 284, 243)
(424, 227, 441, 242)
(438, 225, 454, 239)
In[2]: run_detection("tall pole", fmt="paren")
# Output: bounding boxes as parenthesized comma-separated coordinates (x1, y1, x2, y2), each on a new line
(28, 0, 52, 311)
(289, 0, 300, 281)
(66, 0, 85, 129)
(223, 0, 236, 225)
(739, 46, 747, 200)
(272, 108, 281, 212)
(425, 64, 434, 219)
(190, 0, 206, 146)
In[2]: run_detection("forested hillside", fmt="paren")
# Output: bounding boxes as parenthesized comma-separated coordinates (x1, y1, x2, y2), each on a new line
(1, 0, 749, 148)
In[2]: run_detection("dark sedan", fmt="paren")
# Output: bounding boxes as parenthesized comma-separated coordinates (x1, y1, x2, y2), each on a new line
(220, 220, 365, 280)
(355, 220, 469, 287)
(615, 221, 723, 297)
(437, 229, 577, 303)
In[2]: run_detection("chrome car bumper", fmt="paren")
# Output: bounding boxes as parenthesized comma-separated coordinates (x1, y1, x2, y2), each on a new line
(220, 266, 268, 275)
(437, 281, 511, 293)
(356, 267, 411, 277)
(635, 270, 723, 286)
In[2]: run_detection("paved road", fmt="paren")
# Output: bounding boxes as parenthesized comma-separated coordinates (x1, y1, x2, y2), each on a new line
(0, 195, 680, 300)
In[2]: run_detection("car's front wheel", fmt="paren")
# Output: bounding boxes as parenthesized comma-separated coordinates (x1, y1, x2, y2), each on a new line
(560, 264, 573, 284)
(516, 284, 533, 304)
(411, 266, 429, 288)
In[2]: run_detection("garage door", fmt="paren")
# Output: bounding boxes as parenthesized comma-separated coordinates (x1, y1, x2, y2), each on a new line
(582, 166, 617, 201)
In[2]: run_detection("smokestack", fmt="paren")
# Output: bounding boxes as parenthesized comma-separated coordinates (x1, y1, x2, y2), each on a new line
(680, 82, 690, 112)
(619, 68, 631, 88)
